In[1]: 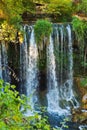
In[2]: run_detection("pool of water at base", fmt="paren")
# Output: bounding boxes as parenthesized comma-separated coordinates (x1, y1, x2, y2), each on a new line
(47, 112, 87, 130)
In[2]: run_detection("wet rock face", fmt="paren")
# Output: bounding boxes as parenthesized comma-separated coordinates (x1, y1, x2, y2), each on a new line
(72, 78, 87, 124)
(72, 108, 87, 124)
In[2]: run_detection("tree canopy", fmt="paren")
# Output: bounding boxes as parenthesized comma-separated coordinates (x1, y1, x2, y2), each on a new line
(0, 0, 36, 26)
(45, 0, 73, 21)
(0, 0, 85, 25)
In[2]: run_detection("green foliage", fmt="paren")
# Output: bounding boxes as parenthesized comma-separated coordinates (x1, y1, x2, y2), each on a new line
(0, 79, 52, 130)
(0, 0, 35, 27)
(0, 21, 23, 43)
(34, 19, 52, 44)
(72, 17, 87, 66)
(72, 16, 87, 42)
(0, 79, 69, 130)
(45, 0, 73, 22)
(80, 77, 87, 87)
(78, 0, 87, 15)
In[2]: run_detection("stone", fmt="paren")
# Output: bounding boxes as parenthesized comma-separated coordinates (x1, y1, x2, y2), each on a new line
(82, 93, 87, 104)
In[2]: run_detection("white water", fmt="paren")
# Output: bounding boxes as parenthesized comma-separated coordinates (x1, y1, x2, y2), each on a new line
(0, 24, 79, 116)
(47, 36, 60, 113)
(47, 36, 69, 115)
(60, 25, 74, 101)
(59, 25, 79, 110)
(46, 25, 79, 115)
(64, 25, 79, 107)
(20, 26, 39, 115)
(79, 125, 87, 130)
(0, 43, 10, 82)
(26, 28, 38, 105)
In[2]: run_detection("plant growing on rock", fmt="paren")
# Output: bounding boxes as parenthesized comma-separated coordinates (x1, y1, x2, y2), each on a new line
(72, 16, 87, 42)
(34, 19, 52, 50)
(72, 16, 87, 66)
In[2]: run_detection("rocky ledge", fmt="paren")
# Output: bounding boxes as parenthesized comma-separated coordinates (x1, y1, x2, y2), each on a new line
(72, 77, 87, 124)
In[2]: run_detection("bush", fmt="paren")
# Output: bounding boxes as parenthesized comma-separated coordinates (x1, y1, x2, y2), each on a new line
(72, 16, 87, 42)
(45, 0, 73, 22)
(0, 21, 23, 43)
(0, 79, 51, 130)
(34, 19, 52, 45)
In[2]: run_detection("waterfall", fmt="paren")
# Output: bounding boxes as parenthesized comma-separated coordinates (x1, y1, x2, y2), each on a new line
(20, 26, 38, 115)
(26, 28, 38, 108)
(0, 45, 2, 79)
(60, 26, 64, 84)
(61, 25, 79, 108)
(46, 24, 79, 115)
(20, 25, 29, 94)
(47, 36, 60, 113)
(0, 43, 10, 82)
(0, 24, 79, 116)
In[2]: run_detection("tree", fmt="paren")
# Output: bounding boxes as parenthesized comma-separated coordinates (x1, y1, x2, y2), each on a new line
(80, 0, 87, 15)
(44, 0, 73, 21)
(0, 0, 35, 26)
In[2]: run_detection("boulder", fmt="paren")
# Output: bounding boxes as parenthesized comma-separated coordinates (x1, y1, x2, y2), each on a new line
(82, 93, 87, 104)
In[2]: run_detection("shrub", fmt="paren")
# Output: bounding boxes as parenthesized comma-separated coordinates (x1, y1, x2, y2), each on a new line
(0, 79, 51, 130)
(72, 16, 87, 42)
(0, 21, 23, 43)
(34, 19, 52, 45)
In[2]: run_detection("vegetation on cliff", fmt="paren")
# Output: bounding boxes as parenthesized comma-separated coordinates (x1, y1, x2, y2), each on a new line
(34, 19, 52, 46)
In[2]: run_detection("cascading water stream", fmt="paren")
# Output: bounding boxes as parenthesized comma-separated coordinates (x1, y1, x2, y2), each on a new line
(0, 23, 86, 129)
(0, 45, 2, 79)
(60, 26, 64, 84)
(47, 25, 79, 115)
(61, 25, 79, 108)
(60, 25, 74, 101)
(0, 24, 79, 117)
(0, 43, 10, 82)
(26, 28, 38, 110)
(47, 36, 60, 113)
(20, 26, 39, 115)
(47, 36, 68, 115)
(20, 25, 29, 94)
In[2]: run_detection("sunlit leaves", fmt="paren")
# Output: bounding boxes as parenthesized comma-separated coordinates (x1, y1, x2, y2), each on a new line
(72, 16, 87, 42)
(0, 80, 52, 130)
(46, 0, 72, 13)
(0, 0, 35, 26)
(0, 21, 23, 43)
(45, 0, 73, 21)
